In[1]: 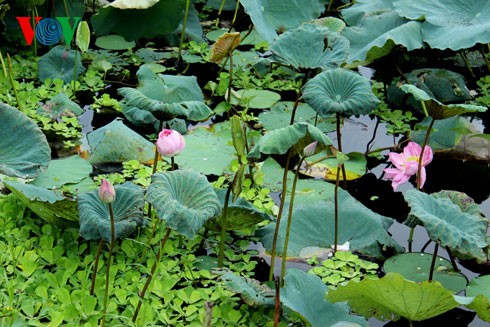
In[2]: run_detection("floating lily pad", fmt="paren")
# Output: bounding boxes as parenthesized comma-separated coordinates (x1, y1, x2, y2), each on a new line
(38, 93, 83, 118)
(31, 155, 93, 190)
(146, 170, 221, 239)
(258, 101, 336, 132)
(383, 253, 467, 293)
(256, 189, 403, 259)
(326, 272, 473, 321)
(78, 182, 145, 241)
(0, 103, 51, 179)
(95, 35, 136, 50)
(4, 181, 78, 226)
(466, 275, 490, 322)
(87, 118, 155, 165)
(230, 89, 281, 109)
(38, 45, 84, 84)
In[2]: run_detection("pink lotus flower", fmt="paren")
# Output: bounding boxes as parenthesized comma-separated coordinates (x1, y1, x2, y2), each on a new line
(384, 142, 433, 191)
(156, 129, 186, 157)
(98, 179, 116, 203)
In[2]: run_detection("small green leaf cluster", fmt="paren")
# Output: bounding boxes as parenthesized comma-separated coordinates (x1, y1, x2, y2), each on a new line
(92, 93, 122, 112)
(308, 251, 379, 287)
(474, 75, 490, 107)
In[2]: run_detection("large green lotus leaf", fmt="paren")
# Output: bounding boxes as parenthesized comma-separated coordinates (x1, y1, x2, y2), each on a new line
(122, 103, 188, 133)
(177, 123, 236, 176)
(87, 119, 154, 165)
(401, 84, 487, 119)
(37, 93, 83, 119)
(260, 157, 335, 205)
(341, 0, 395, 26)
(342, 12, 423, 65)
(118, 88, 213, 121)
(281, 269, 368, 327)
(383, 253, 467, 293)
(91, 0, 185, 40)
(38, 45, 85, 84)
(240, 0, 325, 43)
(301, 68, 380, 117)
(256, 190, 403, 259)
(270, 24, 349, 70)
(0, 103, 51, 179)
(466, 275, 490, 322)
(220, 272, 274, 306)
(411, 116, 473, 151)
(394, 0, 490, 50)
(258, 101, 336, 132)
(4, 181, 78, 226)
(95, 34, 136, 50)
(230, 89, 281, 109)
(135, 66, 204, 103)
(206, 189, 270, 232)
(432, 190, 485, 217)
(146, 170, 221, 239)
(31, 155, 93, 190)
(78, 182, 145, 242)
(248, 122, 332, 159)
(326, 272, 473, 321)
(404, 190, 488, 262)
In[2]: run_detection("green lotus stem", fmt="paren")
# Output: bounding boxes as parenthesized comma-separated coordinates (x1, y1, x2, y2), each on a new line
(100, 202, 116, 327)
(445, 246, 460, 272)
(229, 0, 241, 30)
(72, 50, 79, 93)
(327, 0, 334, 13)
(421, 100, 429, 117)
(132, 228, 172, 323)
(407, 227, 415, 252)
(333, 164, 341, 254)
(289, 89, 303, 125)
(90, 239, 103, 295)
(428, 242, 439, 282)
(6, 54, 22, 112)
(177, 0, 191, 64)
(31, 10, 37, 57)
(281, 157, 305, 283)
(416, 117, 435, 190)
(336, 113, 347, 188)
(61, 0, 69, 17)
(420, 239, 432, 252)
(0, 51, 6, 78)
(479, 45, 490, 73)
(215, 0, 226, 27)
(171, 157, 175, 171)
(218, 180, 233, 267)
(274, 276, 280, 327)
(227, 54, 233, 104)
(459, 51, 475, 78)
(269, 149, 293, 281)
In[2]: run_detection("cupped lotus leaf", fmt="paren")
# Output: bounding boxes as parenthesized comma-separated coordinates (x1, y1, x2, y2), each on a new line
(105, 0, 159, 9)
(4, 181, 78, 226)
(87, 118, 155, 165)
(91, 0, 185, 40)
(404, 190, 488, 262)
(123, 104, 187, 133)
(383, 253, 467, 293)
(326, 272, 473, 321)
(270, 24, 349, 70)
(146, 170, 221, 239)
(230, 89, 281, 109)
(177, 123, 236, 175)
(32, 155, 93, 190)
(394, 0, 490, 50)
(466, 275, 490, 322)
(261, 157, 335, 205)
(38, 45, 85, 84)
(220, 272, 274, 306)
(401, 84, 487, 119)
(341, 0, 395, 26)
(206, 189, 269, 232)
(433, 190, 485, 217)
(95, 35, 136, 50)
(308, 17, 346, 33)
(210, 32, 240, 64)
(302, 152, 366, 181)
(240, 0, 325, 43)
(342, 12, 423, 65)
(78, 182, 145, 242)
(301, 68, 380, 117)
(38, 93, 83, 118)
(248, 122, 332, 159)
(0, 103, 50, 179)
(281, 269, 368, 327)
(118, 87, 213, 121)
(256, 189, 403, 259)
(411, 116, 473, 151)
(258, 101, 336, 132)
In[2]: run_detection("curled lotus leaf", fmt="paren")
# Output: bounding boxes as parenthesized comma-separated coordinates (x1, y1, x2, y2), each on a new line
(302, 68, 380, 117)
(146, 170, 222, 239)
(308, 17, 346, 33)
(210, 32, 240, 63)
(0, 102, 51, 179)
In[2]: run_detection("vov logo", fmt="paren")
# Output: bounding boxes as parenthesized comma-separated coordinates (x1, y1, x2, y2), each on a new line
(16, 17, 81, 46)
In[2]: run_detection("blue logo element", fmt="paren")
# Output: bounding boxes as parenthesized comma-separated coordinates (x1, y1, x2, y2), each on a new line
(35, 18, 62, 45)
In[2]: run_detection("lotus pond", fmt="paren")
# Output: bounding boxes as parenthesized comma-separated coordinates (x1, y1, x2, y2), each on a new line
(1, 0, 490, 326)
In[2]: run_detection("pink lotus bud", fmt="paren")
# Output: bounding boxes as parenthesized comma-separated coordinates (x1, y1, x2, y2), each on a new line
(98, 179, 116, 204)
(303, 141, 318, 157)
(156, 129, 186, 157)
